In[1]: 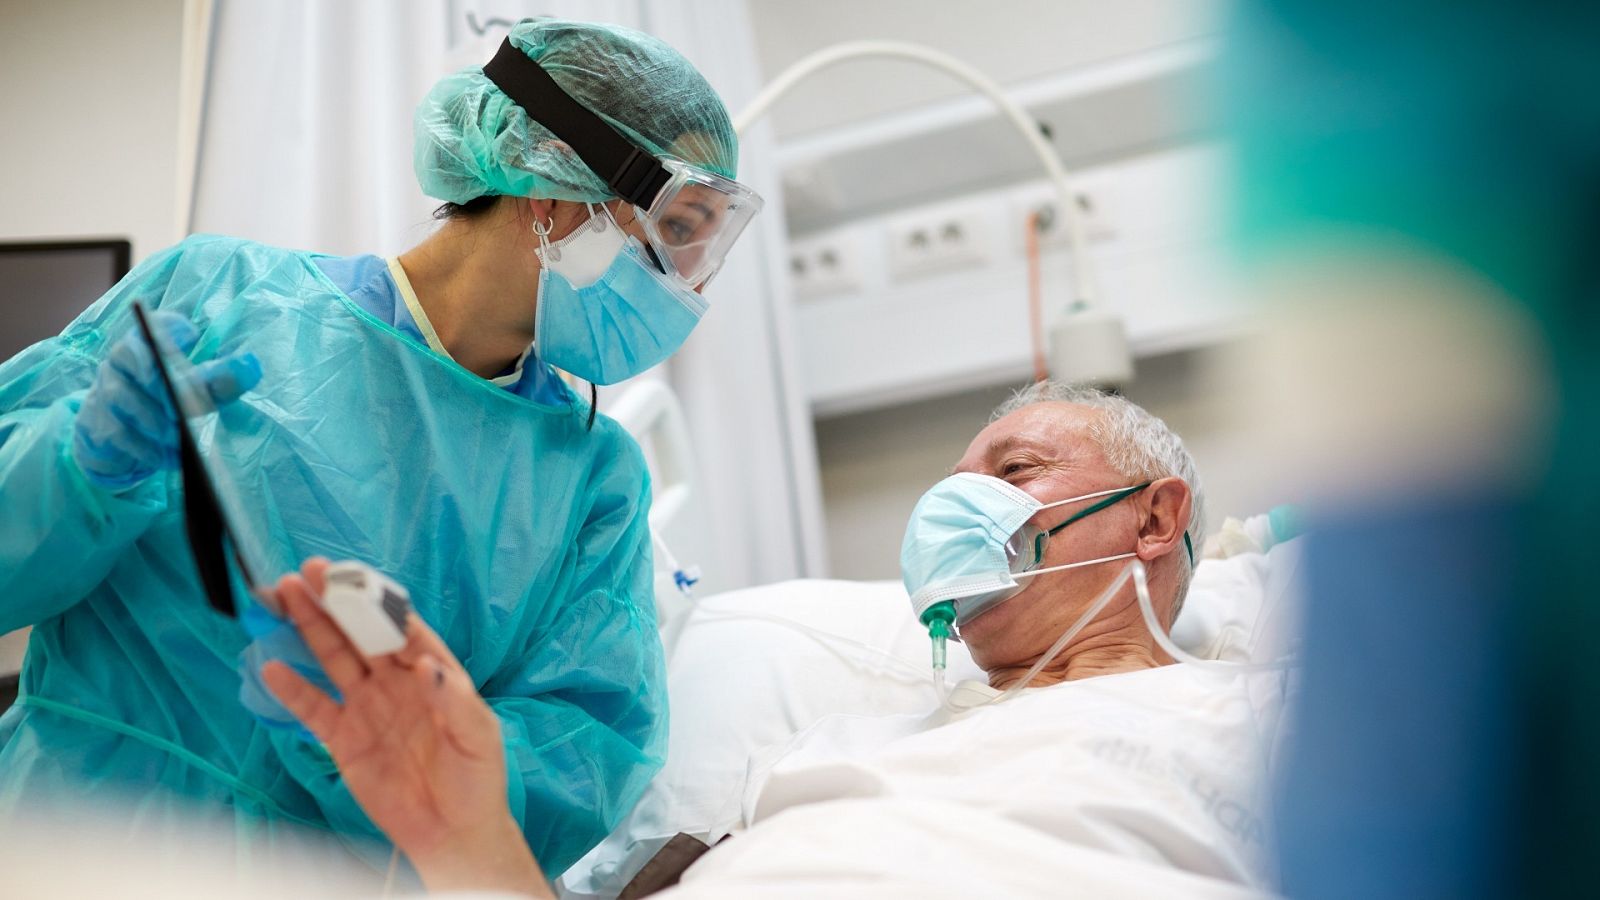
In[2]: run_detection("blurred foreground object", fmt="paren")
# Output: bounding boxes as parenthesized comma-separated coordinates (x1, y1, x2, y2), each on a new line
(1225, 1, 1600, 897)
(0, 800, 390, 899)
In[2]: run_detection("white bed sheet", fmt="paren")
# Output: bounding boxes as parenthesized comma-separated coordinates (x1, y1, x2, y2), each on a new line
(661, 798, 1267, 899)
(669, 661, 1276, 897)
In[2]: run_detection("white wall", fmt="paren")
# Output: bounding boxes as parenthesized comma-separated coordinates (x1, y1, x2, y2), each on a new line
(790, 145, 1242, 414)
(0, 0, 184, 674)
(749, 2, 1265, 582)
(815, 346, 1280, 581)
(0, 0, 185, 262)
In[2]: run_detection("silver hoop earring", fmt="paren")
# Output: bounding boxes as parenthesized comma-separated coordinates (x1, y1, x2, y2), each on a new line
(532, 215, 558, 261)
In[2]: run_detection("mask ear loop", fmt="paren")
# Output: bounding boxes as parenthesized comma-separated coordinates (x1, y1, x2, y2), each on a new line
(1010, 551, 1137, 581)
(1014, 484, 1151, 571)
(1035, 484, 1149, 514)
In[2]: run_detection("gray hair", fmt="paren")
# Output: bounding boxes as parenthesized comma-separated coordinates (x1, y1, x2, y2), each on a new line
(992, 381, 1206, 614)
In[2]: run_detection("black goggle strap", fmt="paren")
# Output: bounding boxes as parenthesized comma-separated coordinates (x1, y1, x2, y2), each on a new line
(132, 302, 251, 619)
(1042, 481, 1197, 568)
(480, 37, 670, 210)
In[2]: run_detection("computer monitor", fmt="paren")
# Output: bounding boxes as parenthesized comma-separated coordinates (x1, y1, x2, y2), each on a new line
(0, 240, 127, 695)
(0, 239, 132, 362)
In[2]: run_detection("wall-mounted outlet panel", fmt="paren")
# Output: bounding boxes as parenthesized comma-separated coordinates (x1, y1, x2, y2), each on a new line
(885, 200, 995, 280)
(789, 232, 865, 299)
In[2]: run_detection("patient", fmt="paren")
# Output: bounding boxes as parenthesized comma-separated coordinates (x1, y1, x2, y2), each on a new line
(925, 380, 1206, 689)
(263, 382, 1271, 897)
(698, 383, 1267, 894)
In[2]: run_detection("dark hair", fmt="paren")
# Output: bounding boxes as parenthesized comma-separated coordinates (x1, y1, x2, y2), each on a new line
(432, 194, 503, 219)
(433, 193, 601, 431)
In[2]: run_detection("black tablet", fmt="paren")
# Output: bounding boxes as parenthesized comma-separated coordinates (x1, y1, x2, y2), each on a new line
(130, 302, 271, 618)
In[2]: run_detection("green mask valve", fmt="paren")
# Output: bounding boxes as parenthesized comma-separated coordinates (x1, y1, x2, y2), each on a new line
(921, 600, 957, 670)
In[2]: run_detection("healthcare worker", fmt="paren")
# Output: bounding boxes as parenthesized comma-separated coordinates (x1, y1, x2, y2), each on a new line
(0, 18, 760, 878)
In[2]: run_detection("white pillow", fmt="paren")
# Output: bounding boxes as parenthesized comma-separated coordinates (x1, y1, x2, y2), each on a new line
(1176, 511, 1305, 664)
(560, 540, 1301, 898)
(1173, 553, 1272, 662)
(559, 579, 978, 897)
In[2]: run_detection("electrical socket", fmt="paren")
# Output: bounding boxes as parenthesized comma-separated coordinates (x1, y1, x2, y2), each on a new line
(788, 233, 864, 300)
(1014, 188, 1115, 249)
(886, 202, 993, 280)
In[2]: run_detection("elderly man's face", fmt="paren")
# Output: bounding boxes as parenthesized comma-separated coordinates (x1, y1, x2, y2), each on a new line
(951, 402, 1158, 672)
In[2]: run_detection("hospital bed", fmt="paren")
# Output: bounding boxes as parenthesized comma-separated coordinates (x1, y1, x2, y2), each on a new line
(581, 382, 1302, 899)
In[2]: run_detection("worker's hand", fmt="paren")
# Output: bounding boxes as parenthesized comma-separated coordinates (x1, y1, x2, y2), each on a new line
(260, 559, 549, 898)
(71, 309, 261, 489)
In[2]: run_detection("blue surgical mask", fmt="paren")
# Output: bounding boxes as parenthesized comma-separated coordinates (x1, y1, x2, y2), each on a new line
(535, 207, 709, 385)
(900, 472, 1159, 626)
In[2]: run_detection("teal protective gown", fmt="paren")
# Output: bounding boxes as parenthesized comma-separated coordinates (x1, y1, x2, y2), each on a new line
(0, 235, 666, 877)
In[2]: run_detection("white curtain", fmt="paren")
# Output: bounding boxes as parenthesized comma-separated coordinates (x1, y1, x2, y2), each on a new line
(188, 0, 826, 591)
(635, 0, 829, 590)
(191, 0, 445, 254)
(191, 0, 638, 252)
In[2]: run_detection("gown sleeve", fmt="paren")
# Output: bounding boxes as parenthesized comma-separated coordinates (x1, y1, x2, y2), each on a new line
(268, 431, 668, 879)
(0, 245, 191, 632)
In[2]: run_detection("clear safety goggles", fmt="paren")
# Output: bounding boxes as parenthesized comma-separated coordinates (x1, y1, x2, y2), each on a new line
(632, 157, 763, 289)
(481, 38, 763, 290)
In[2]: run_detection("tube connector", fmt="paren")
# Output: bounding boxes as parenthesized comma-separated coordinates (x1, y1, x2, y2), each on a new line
(921, 601, 956, 671)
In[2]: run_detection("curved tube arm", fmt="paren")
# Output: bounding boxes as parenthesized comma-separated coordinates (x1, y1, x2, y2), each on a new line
(734, 40, 1097, 307)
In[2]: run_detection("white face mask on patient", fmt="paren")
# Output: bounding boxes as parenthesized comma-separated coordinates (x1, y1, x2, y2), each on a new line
(900, 472, 1153, 629)
(899, 474, 1291, 715)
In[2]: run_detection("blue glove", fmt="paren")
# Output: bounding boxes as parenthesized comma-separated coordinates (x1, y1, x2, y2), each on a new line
(72, 309, 262, 489)
(238, 600, 336, 737)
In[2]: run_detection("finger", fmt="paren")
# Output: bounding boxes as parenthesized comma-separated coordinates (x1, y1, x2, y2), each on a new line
(393, 613, 466, 676)
(151, 309, 200, 355)
(104, 369, 179, 448)
(197, 352, 262, 404)
(301, 557, 330, 597)
(262, 660, 342, 743)
(413, 655, 500, 760)
(105, 334, 177, 425)
(77, 409, 166, 474)
(277, 572, 369, 693)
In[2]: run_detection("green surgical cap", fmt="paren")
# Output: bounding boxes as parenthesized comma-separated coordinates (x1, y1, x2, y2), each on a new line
(414, 17, 739, 204)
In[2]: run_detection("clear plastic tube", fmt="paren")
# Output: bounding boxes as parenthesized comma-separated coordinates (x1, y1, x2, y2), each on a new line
(933, 560, 1296, 712)
(995, 562, 1135, 702)
(932, 666, 961, 714)
(650, 525, 700, 595)
(1129, 562, 1294, 674)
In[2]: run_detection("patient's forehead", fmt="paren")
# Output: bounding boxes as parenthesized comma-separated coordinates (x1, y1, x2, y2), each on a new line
(956, 402, 1105, 473)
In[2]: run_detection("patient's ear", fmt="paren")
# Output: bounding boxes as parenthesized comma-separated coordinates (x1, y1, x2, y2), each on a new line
(1135, 477, 1193, 562)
